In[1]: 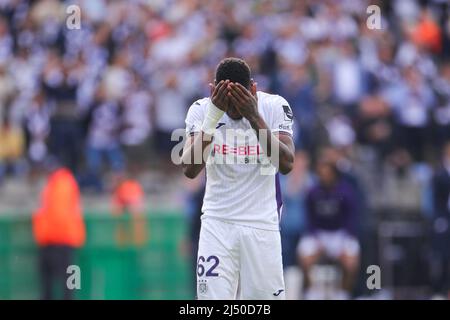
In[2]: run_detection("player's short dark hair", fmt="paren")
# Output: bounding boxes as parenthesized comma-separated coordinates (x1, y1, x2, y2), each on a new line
(215, 57, 251, 89)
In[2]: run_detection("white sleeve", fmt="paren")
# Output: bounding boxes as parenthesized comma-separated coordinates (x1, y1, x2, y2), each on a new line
(185, 100, 205, 136)
(270, 95, 294, 136)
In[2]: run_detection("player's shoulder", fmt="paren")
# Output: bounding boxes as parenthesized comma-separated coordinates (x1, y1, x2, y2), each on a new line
(257, 91, 292, 122)
(257, 91, 289, 106)
(186, 97, 209, 121)
(189, 97, 210, 110)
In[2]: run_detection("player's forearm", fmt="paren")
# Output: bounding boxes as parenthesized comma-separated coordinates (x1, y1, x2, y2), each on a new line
(181, 133, 213, 179)
(248, 114, 294, 174)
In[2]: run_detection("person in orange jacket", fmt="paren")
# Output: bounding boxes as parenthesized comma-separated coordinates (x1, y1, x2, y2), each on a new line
(111, 171, 147, 246)
(32, 160, 86, 300)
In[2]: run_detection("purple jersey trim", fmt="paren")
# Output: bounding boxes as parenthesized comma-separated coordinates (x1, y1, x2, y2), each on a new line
(275, 173, 282, 221)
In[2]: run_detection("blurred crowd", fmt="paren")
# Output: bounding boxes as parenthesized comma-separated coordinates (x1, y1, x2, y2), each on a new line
(0, 0, 448, 184)
(0, 0, 450, 298)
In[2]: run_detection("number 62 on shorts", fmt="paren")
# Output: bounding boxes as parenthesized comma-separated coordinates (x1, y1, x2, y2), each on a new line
(197, 255, 219, 277)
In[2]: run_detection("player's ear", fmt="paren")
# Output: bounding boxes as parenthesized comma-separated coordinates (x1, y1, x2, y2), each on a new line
(250, 79, 257, 96)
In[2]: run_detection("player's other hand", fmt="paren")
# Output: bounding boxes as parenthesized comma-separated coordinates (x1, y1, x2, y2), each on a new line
(227, 82, 259, 121)
(209, 80, 230, 112)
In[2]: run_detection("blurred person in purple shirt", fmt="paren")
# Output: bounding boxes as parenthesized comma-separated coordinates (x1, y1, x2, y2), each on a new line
(297, 158, 360, 299)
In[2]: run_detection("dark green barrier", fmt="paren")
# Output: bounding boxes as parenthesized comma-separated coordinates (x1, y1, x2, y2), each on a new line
(0, 212, 193, 300)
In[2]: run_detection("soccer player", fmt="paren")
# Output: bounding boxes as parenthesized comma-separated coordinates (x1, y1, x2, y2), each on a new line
(181, 57, 295, 299)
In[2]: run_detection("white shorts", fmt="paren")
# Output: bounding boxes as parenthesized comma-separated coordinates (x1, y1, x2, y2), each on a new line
(297, 230, 360, 259)
(196, 217, 285, 300)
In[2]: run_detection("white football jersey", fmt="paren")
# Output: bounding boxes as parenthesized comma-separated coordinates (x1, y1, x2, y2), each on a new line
(185, 91, 294, 231)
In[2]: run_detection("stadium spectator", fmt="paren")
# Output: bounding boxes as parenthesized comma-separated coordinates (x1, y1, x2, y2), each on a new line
(111, 171, 146, 246)
(43, 51, 84, 174)
(281, 152, 312, 267)
(25, 92, 51, 173)
(379, 148, 424, 213)
(355, 94, 394, 160)
(153, 72, 189, 169)
(410, 8, 442, 54)
(429, 142, 450, 298)
(84, 86, 124, 192)
(32, 161, 86, 300)
(432, 62, 450, 151)
(280, 64, 318, 152)
(0, 113, 26, 184)
(0, 64, 14, 112)
(120, 72, 153, 171)
(332, 40, 368, 115)
(280, 151, 313, 299)
(390, 67, 435, 162)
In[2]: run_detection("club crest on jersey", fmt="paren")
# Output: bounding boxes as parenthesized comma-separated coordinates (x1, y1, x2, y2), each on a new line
(282, 105, 293, 121)
(198, 280, 208, 294)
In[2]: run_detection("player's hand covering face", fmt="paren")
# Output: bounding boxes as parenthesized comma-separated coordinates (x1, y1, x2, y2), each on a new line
(209, 80, 230, 112)
(227, 82, 258, 121)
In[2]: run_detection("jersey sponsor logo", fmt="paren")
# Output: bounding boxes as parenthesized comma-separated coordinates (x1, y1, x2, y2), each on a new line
(282, 105, 293, 121)
(278, 124, 292, 131)
(212, 144, 264, 156)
